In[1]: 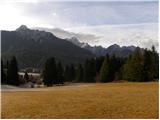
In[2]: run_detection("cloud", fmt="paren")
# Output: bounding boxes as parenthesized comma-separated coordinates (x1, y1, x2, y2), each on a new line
(0, 0, 158, 3)
(0, 1, 158, 50)
(0, 1, 158, 30)
(66, 23, 158, 50)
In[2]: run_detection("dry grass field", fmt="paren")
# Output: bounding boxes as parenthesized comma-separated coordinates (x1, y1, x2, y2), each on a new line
(1, 82, 159, 119)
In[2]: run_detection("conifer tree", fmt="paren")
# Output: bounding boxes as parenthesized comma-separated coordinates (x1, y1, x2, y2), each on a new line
(142, 49, 150, 80)
(64, 65, 69, 81)
(83, 59, 96, 82)
(1, 60, 6, 84)
(57, 62, 64, 84)
(151, 46, 159, 79)
(95, 56, 104, 74)
(43, 57, 57, 86)
(76, 64, 83, 82)
(123, 48, 144, 81)
(99, 55, 111, 82)
(70, 64, 76, 81)
(64, 64, 76, 82)
(7, 56, 19, 86)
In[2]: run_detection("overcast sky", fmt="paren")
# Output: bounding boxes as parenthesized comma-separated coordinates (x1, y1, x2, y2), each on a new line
(0, 0, 158, 30)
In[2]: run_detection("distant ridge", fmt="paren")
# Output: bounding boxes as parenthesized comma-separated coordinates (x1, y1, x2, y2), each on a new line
(34, 27, 143, 56)
(1, 25, 94, 69)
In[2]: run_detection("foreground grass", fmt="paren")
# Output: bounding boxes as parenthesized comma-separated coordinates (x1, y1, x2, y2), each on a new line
(1, 82, 159, 119)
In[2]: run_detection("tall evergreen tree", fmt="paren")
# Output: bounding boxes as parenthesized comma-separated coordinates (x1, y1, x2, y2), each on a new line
(83, 58, 96, 82)
(110, 55, 124, 80)
(1, 60, 6, 84)
(70, 64, 76, 81)
(151, 46, 159, 79)
(123, 48, 144, 81)
(43, 57, 57, 86)
(99, 55, 111, 82)
(76, 64, 83, 82)
(64, 65, 70, 81)
(57, 62, 64, 84)
(7, 56, 19, 86)
(142, 49, 151, 81)
(95, 56, 105, 74)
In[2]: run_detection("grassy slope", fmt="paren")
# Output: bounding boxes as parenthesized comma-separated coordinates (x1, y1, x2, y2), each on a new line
(1, 82, 159, 119)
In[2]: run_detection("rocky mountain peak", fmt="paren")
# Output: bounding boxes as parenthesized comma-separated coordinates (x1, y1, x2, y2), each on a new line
(16, 25, 29, 31)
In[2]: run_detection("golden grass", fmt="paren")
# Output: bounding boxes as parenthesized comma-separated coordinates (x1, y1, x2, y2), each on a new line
(1, 82, 159, 119)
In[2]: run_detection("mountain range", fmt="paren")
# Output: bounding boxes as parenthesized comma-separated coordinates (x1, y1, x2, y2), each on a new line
(2, 25, 140, 69)
(1, 25, 94, 69)
(34, 27, 139, 56)
(33, 27, 139, 57)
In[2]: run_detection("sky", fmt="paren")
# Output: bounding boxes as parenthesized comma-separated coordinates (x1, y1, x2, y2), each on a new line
(0, 0, 158, 49)
(0, 0, 158, 30)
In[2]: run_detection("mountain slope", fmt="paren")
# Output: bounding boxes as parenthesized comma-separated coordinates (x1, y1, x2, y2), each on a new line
(105, 44, 138, 57)
(34, 27, 147, 56)
(1, 25, 94, 69)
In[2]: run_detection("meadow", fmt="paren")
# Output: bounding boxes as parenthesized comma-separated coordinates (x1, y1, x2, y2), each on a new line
(1, 82, 159, 119)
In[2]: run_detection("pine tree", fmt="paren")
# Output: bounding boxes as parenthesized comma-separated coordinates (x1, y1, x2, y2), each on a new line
(109, 55, 117, 80)
(115, 67, 123, 80)
(151, 46, 159, 79)
(43, 57, 57, 86)
(99, 55, 111, 82)
(64, 64, 76, 82)
(83, 58, 96, 82)
(110, 55, 124, 80)
(142, 49, 150, 81)
(83, 59, 89, 82)
(70, 64, 76, 81)
(57, 62, 64, 84)
(7, 56, 19, 86)
(76, 64, 83, 82)
(95, 56, 104, 74)
(1, 60, 6, 84)
(123, 48, 144, 81)
(64, 65, 69, 81)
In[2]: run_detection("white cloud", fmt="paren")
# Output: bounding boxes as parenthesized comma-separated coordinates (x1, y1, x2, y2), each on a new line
(0, 2, 54, 30)
(66, 23, 158, 50)
(0, 1, 158, 30)
(0, 0, 158, 3)
(0, 1, 158, 50)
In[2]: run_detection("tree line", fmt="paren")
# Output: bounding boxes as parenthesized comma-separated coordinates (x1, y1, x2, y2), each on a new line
(1, 46, 159, 86)
(1, 57, 38, 86)
(43, 46, 159, 86)
(1, 56, 19, 86)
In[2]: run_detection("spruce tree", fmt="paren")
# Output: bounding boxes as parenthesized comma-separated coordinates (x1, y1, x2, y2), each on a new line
(64, 64, 76, 82)
(123, 48, 144, 81)
(109, 55, 117, 80)
(70, 64, 76, 81)
(151, 46, 159, 79)
(99, 55, 111, 82)
(7, 56, 19, 86)
(83, 59, 89, 82)
(1, 60, 6, 84)
(95, 56, 104, 74)
(57, 62, 64, 84)
(76, 64, 83, 82)
(83, 59, 96, 82)
(142, 49, 150, 81)
(64, 65, 70, 82)
(43, 57, 57, 86)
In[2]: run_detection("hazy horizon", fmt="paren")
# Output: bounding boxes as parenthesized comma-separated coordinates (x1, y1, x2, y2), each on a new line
(0, 0, 158, 49)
